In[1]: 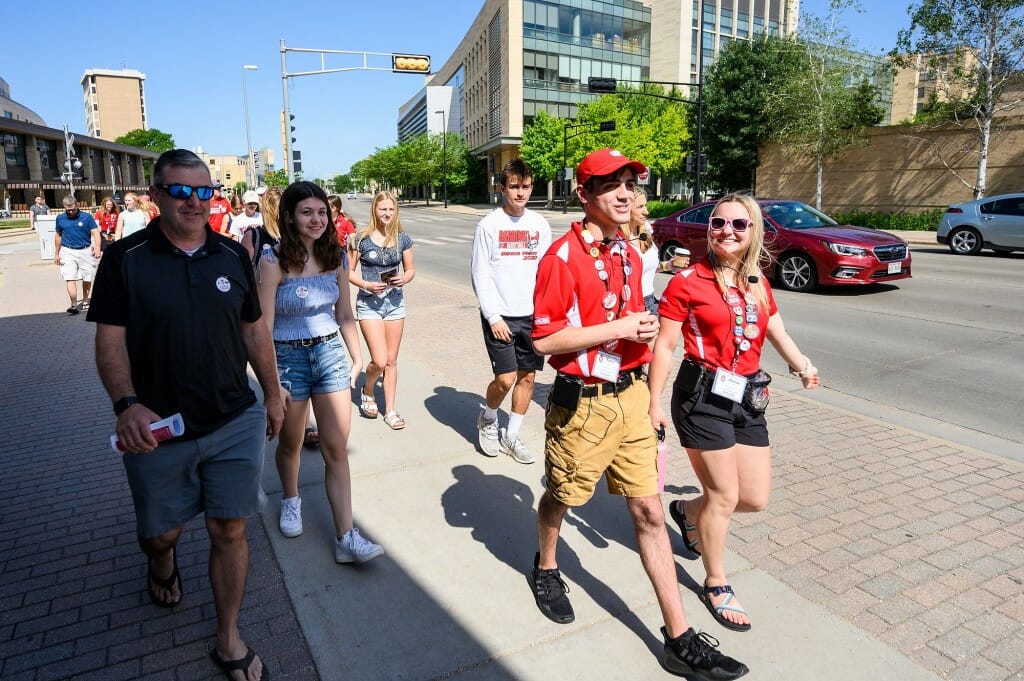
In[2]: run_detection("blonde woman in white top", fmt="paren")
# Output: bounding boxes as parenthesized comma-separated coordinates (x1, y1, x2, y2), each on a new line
(115, 193, 150, 239)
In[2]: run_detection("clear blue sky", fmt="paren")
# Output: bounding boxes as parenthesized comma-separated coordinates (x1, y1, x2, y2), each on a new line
(1, 0, 911, 180)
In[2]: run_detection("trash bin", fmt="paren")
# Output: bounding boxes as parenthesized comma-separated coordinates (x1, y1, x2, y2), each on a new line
(37, 214, 57, 260)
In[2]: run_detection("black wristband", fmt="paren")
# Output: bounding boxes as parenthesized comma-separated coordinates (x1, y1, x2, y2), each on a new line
(113, 396, 140, 415)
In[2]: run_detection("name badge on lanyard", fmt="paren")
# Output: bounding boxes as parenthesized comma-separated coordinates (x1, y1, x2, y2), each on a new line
(711, 367, 747, 403)
(593, 349, 622, 382)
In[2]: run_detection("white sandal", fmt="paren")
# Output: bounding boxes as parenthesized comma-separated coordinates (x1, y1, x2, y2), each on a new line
(360, 392, 379, 419)
(383, 412, 406, 430)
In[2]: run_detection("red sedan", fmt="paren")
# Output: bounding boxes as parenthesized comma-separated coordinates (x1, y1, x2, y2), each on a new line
(651, 199, 912, 292)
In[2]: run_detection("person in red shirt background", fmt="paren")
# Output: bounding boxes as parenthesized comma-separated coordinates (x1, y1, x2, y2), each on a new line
(328, 194, 356, 242)
(529, 148, 748, 680)
(208, 183, 232, 235)
(648, 193, 820, 634)
(94, 196, 119, 252)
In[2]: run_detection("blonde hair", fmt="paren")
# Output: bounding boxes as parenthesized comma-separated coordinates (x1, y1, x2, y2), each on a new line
(260, 187, 282, 240)
(630, 187, 653, 253)
(355, 191, 404, 249)
(708, 193, 770, 309)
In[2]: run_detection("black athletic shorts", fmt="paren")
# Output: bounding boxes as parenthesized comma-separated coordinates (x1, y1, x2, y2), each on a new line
(670, 374, 769, 451)
(480, 314, 544, 375)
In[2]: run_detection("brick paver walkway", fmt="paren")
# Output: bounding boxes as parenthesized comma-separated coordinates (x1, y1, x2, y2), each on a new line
(666, 393, 1024, 681)
(0, 243, 318, 680)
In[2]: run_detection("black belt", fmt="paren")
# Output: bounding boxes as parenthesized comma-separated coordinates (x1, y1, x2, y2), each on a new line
(274, 331, 339, 347)
(558, 366, 645, 397)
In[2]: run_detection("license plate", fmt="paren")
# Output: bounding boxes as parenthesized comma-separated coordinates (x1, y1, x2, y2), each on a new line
(887, 262, 901, 274)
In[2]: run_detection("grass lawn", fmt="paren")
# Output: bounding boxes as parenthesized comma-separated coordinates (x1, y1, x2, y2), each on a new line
(0, 219, 31, 230)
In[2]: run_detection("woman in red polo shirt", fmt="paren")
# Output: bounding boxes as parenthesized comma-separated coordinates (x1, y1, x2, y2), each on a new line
(94, 197, 119, 252)
(648, 193, 820, 633)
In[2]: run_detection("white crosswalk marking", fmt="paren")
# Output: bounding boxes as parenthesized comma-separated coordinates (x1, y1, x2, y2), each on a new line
(414, 237, 446, 245)
(435, 236, 472, 243)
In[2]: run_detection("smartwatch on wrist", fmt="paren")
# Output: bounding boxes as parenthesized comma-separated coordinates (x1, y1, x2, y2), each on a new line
(113, 396, 140, 415)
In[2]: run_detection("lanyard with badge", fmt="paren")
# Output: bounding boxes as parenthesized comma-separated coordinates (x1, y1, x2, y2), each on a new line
(581, 223, 630, 382)
(709, 282, 760, 403)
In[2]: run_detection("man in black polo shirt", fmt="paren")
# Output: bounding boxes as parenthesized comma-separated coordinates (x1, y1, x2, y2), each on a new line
(88, 149, 284, 681)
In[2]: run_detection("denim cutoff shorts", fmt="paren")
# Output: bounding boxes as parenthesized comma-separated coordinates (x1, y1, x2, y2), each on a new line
(355, 288, 407, 321)
(274, 334, 351, 401)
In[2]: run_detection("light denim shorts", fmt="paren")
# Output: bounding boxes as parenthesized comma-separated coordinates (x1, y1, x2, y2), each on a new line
(274, 334, 351, 401)
(355, 288, 407, 321)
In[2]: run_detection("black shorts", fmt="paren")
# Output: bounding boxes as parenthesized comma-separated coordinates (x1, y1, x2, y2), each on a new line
(670, 375, 769, 451)
(480, 314, 544, 375)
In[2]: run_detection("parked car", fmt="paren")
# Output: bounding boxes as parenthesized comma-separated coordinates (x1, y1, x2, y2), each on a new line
(651, 199, 912, 292)
(347, 190, 358, 200)
(936, 192, 1024, 255)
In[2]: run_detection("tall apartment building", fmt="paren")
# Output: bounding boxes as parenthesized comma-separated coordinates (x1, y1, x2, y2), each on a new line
(414, 0, 799, 199)
(81, 69, 148, 141)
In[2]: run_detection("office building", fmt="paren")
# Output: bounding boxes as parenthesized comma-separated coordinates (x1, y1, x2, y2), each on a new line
(1, 118, 157, 212)
(398, 86, 460, 142)
(416, 0, 799, 199)
(81, 69, 148, 141)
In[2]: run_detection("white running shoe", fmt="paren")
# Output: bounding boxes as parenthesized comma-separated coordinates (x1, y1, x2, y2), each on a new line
(500, 429, 536, 465)
(477, 411, 500, 457)
(279, 497, 303, 537)
(335, 528, 384, 564)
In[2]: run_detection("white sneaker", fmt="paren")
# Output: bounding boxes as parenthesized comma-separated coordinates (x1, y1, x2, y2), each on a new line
(335, 528, 384, 564)
(279, 497, 302, 537)
(477, 411, 500, 457)
(500, 429, 536, 465)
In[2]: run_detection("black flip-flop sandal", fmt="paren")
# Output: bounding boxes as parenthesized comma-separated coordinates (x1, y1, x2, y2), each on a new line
(302, 426, 319, 448)
(669, 500, 701, 557)
(700, 583, 752, 632)
(210, 647, 271, 681)
(147, 548, 182, 608)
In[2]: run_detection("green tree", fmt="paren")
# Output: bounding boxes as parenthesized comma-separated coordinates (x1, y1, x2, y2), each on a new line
(263, 169, 288, 188)
(839, 78, 886, 128)
(692, 37, 806, 192)
(768, 0, 879, 209)
(892, 0, 1024, 198)
(115, 128, 175, 153)
(520, 109, 565, 182)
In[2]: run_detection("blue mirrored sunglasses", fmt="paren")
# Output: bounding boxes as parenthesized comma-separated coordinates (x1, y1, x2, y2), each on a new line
(158, 184, 215, 201)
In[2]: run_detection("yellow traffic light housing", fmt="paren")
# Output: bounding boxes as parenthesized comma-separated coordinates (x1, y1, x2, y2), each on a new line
(392, 54, 431, 74)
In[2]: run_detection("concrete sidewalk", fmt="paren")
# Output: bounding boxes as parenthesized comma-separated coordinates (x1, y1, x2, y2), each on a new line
(1, 229, 1020, 681)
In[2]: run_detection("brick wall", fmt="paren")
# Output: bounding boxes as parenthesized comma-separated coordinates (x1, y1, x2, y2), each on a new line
(756, 116, 1024, 213)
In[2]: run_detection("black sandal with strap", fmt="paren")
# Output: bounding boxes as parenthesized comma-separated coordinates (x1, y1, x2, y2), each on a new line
(210, 647, 271, 681)
(147, 548, 182, 608)
(669, 500, 701, 557)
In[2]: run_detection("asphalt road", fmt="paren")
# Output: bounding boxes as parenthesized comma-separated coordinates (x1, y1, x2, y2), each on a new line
(352, 198, 1024, 457)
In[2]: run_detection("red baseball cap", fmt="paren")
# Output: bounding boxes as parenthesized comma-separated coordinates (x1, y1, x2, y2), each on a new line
(576, 148, 647, 186)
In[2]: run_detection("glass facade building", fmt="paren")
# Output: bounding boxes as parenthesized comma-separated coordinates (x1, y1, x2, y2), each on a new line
(522, 0, 651, 122)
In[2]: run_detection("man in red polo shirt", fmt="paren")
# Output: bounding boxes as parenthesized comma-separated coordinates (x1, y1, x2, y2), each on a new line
(208, 182, 232, 235)
(528, 148, 748, 680)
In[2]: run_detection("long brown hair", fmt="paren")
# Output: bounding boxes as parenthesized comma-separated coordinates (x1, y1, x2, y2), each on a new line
(260, 187, 282, 240)
(97, 196, 119, 216)
(630, 187, 653, 253)
(276, 181, 342, 274)
(708, 193, 770, 309)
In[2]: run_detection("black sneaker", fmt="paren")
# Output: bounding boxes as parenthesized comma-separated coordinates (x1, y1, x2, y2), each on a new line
(662, 627, 749, 679)
(529, 552, 574, 624)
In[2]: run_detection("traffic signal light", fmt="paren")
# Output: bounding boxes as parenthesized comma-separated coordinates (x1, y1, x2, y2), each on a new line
(392, 54, 431, 73)
(292, 150, 302, 174)
(588, 77, 617, 93)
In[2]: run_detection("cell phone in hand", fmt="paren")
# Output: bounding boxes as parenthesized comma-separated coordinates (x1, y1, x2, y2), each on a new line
(380, 269, 397, 283)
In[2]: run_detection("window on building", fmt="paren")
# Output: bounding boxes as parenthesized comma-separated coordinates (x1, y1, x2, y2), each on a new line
(3, 133, 27, 166)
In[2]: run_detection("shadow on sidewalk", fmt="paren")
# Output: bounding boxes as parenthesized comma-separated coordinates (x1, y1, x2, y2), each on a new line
(441, 465, 664, 658)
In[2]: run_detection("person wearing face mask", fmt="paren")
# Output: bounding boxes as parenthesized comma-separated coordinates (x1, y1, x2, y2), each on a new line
(348, 191, 415, 430)
(648, 193, 820, 635)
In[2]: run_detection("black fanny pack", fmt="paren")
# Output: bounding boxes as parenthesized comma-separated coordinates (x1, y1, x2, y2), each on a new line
(743, 369, 772, 412)
(674, 359, 709, 394)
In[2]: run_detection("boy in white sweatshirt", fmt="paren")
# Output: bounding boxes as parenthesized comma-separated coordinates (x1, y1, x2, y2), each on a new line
(471, 159, 552, 463)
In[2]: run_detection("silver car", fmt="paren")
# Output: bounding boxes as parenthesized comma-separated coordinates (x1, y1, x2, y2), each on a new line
(937, 192, 1024, 255)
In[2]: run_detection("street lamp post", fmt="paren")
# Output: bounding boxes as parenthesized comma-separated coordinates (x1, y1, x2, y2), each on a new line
(242, 65, 258, 188)
(62, 125, 82, 199)
(434, 109, 448, 209)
